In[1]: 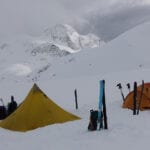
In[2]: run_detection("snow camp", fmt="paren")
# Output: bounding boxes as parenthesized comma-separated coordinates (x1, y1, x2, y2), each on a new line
(0, 1, 150, 150)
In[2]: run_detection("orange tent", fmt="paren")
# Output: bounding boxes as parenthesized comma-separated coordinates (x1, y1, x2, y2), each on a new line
(122, 83, 150, 110)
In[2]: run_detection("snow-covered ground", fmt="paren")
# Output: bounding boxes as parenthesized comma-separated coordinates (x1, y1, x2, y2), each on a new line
(0, 21, 150, 150)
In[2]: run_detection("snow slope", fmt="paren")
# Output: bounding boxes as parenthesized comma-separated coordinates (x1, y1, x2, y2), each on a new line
(40, 21, 150, 79)
(0, 22, 150, 150)
(0, 24, 104, 86)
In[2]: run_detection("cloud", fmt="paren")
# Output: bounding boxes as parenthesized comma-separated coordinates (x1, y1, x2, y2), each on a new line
(0, 0, 150, 40)
(0, 0, 67, 36)
(73, 1, 150, 41)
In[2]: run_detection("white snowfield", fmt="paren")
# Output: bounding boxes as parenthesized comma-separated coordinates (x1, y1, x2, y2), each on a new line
(0, 22, 150, 150)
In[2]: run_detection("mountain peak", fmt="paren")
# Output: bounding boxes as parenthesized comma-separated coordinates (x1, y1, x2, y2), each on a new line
(43, 24, 104, 51)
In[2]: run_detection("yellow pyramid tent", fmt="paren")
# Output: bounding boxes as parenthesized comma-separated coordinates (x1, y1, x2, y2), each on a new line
(0, 84, 80, 132)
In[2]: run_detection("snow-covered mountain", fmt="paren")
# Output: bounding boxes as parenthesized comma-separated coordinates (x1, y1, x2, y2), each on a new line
(1, 21, 150, 84)
(44, 24, 102, 49)
(38, 21, 150, 80)
(0, 24, 105, 85)
(31, 24, 104, 54)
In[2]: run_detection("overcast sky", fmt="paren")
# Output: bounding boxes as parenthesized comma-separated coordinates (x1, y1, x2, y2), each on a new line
(0, 0, 150, 40)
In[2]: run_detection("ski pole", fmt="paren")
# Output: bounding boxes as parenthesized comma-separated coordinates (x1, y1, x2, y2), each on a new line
(117, 83, 125, 101)
(133, 82, 137, 115)
(126, 83, 131, 93)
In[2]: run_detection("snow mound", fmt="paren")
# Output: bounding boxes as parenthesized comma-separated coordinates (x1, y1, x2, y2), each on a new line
(6, 64, 32, 76)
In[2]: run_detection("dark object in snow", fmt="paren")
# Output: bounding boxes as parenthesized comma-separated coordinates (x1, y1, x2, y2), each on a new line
(88, 110, 98, 131)
(7, 96, 18, 116)
(126, 83, 131, 93)
(0, 98, 7, 120)
(117, 83, 125, 101)
(133, 82, 137, 115)
(74, 89, 78, 109)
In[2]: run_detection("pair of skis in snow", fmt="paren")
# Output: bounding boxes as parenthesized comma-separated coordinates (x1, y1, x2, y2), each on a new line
(98, 80, 108, 130)
(88, 80, 108, 131)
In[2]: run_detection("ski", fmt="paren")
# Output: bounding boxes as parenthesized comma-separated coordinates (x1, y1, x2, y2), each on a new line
(98, 80, 104, 130)
(133, 82, 137, 115)
(102, 80, 108, 129)
(88, 80, 108, 131)
(88, 80, 105, 131)
(137, 80, 144, 115)
(99, 80, 104, 110)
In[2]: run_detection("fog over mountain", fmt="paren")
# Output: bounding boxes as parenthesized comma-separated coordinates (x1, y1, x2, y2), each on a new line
(77, 3, 150, 41)
(0, 0, 150, 41)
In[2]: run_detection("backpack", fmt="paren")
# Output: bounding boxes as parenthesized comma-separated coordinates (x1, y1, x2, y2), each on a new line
(88, 110, 98, 131)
